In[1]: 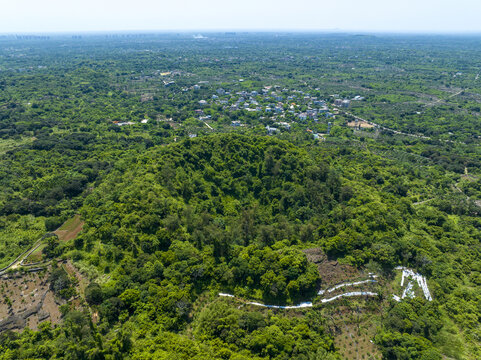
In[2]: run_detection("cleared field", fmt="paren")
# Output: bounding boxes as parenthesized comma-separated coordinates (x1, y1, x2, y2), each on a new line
(347, 120, 375, 129)
(54, 215, 84, 242)
(303, 248, 360, 288)
(20, 215, 84, 266)
(327, 305, 382, 360)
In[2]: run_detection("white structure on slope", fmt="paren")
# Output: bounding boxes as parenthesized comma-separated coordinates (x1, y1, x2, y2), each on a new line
(219, 293, 234, 298)
(394, 267, 432, 301)
(323, 279, 377, 294)
(321, 292, 378, 303)
(246, 301, 313, 309)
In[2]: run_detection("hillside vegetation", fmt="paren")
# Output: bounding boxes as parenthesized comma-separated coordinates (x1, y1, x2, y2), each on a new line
(1, 34, 481, 360)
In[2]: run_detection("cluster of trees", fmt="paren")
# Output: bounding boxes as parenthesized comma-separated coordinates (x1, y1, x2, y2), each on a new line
(76, 135, 336, 305)
(194, 302, 335, 359)
(376, 298, 444, 359)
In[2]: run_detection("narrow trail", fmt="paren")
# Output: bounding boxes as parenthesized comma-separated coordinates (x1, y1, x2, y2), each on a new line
(413, 169, 481, 208)
(453, 181, 481, 208)
(0, 221, 74, 276)
(452, 168, 481, 208)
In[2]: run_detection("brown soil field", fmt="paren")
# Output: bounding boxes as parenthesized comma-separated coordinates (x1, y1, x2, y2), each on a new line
(54, 215, 84, 242)
(303, 248, 360, 289)
(0, 260, 90, 333)
(347, 121, 375, 129)
(0, 271, 64, 332)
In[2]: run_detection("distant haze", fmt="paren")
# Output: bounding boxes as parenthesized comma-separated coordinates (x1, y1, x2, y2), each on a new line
(1, 0, 481, 34)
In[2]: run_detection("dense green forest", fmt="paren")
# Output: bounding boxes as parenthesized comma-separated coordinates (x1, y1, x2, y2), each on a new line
(0, 33, 481, 359)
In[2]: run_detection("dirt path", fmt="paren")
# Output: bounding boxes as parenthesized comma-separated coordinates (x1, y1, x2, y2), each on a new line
(413, 170, 481, 208)
(451, 170, 481, 209)
(0, 238, 44, 275)
(412, 198, 435, 206)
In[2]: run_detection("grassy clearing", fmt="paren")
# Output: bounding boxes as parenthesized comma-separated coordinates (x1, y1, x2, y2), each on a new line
(57, 214, 82, 232)
(0, 137, 34, 155)
(55, 215, 84, 241)
(22, 243, 47, 264)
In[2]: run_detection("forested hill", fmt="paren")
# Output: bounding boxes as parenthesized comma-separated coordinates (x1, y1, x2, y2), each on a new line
(79, 134, 341, 305)
(0, 132, 480, 358)
(38, 133, 475, 359)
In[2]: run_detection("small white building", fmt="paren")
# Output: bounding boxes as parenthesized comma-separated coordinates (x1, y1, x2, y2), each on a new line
(266, 126, 278, 135)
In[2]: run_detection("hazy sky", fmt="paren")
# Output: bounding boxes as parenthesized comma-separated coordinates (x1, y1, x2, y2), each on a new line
(1, 0, 481, 33)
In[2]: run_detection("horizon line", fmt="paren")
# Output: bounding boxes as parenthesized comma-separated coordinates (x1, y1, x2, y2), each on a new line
(1, 29, 481, 36)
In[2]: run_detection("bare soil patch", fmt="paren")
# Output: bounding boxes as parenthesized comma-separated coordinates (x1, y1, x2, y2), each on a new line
(55, 215, 84, 242)
(303, 248, 360, 289)
(0, 270, 65, 332)
(0, 260, 89, 333)
(347, 120, 374, 129)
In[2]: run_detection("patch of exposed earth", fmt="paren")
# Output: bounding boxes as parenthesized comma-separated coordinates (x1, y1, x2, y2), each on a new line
(0, 270, 64, 332)
(54, 215, 84, 242)
(303, 248, 361, 289)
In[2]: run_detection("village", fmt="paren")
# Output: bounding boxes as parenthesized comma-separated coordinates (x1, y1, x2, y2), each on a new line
(114, 75, 373, 142)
